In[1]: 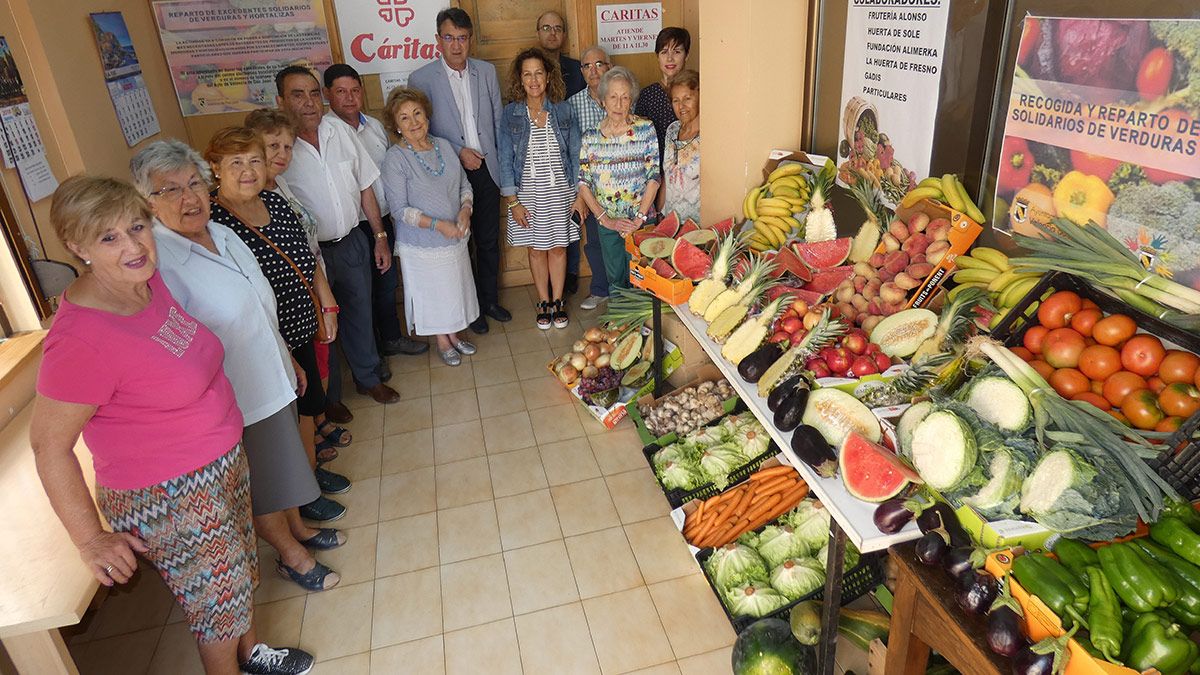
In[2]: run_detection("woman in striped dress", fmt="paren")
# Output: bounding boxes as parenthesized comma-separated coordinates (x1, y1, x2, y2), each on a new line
(498, 47, 581, 329)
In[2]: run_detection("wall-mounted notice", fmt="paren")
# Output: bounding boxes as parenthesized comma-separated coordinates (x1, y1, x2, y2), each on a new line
(153, 0, 332, 116)
(596, 2, 662, 55)
(334, 0, 442, 79)
(836, 0, 950, 206)
(89, 12, 160, 146)
(1, 103, 58, 202)
(0, 36, 26, 167)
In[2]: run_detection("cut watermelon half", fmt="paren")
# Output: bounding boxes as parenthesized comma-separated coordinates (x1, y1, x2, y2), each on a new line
(794, 238, 852, 269)
(804, 266, 855, 294)
(671, 238, 712, 280)
(760, 251, 786, 279)
(650, 258, 678, 279)
(732, 254, 753, 280)
(654, 212, 680, 238)
(774, 247, 813, 282)
(677, 218, 699, 236)
(839, 431, 922, 502)
(630, 229, 657, 247)
(710, 217, 735, 235)
(763, 283, 825, 307)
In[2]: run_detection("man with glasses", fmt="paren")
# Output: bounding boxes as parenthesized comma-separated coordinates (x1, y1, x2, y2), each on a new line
(568, 45, 613, 310)
(275, 64, 401, 411)
(409, 7, 510, 335)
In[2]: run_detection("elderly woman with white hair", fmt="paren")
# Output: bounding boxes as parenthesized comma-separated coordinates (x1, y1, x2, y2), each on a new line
(129, 139, 346, 596)
(577, 66, 660, 293)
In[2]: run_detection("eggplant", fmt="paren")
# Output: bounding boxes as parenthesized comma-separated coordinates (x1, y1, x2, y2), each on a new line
(1010, 645, 1054, 675)
(916, 503, 970, 547)
(768, 374, 805, 412)
(914, 531, 948, 565)
(873, 498, 915, 534)
(986, 606, 1026, 657)
(791, 424, 837, 478)
(942, 547, 978, 582)
(957, 570, 999, 615)
(773, 388, 809, 432)
(738, 343, 783, 383)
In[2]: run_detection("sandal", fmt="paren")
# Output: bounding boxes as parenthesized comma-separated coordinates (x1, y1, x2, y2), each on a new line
(314, 440, 339, 464)
(536, 301, 552, 330)
(300, 528, 347, 550)
(551, 299, 568, 329)
(276, 559, 340, 591)
(316, 421, 353, 448)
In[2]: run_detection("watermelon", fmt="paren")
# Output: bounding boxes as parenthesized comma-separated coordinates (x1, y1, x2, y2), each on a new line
(839, 431, 922, 502)
(759, 251, 786, 279)
(671, 238, 712, 280)
(794, 238, 851, 269)
(630, 229, 657, 247)
(677, 218, 699, 236)
(803, 266, 854, 294)
(654, 212, 680, 237)
(763, 285, 824, 306)
(710, 217, 736, 235)
(650, 258, 678, 279)
(774, 247, 813, 282)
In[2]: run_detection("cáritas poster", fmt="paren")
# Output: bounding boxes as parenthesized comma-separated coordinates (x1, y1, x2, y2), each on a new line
(995, 17, 1200, 288)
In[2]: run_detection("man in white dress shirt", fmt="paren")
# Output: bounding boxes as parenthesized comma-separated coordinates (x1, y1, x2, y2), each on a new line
(275, 65, 400, 410)
(323, 63, 428, 364)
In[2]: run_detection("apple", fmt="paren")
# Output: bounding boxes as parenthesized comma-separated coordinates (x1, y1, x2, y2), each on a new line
(809, 360, 832, 378)
(789, 330, 808, 346)
(780, 316, 803, 335)
(819, 346, 838, 363)
(843, 333, 869, 355)
(827, 348, 851, 374)
(850, 355, 877, 377)
(873, 352, 892, 372)
(768, 331, 790, 344)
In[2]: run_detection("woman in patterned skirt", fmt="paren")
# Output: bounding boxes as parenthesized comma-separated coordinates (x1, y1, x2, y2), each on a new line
(31, 176, 313, 674)
(659, 69, 701, 223)
(499, 47, 581, 329)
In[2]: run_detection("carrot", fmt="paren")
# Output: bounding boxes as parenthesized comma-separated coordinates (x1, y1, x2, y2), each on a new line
(776, 482, 811, 509)
(743, 493, 782, 524)
(726, 485, 756, 522)
(751, 464, 797, 481)
(693, 499, 709, 524)
(689, 515, 720, 546)
(754, 476, 796, 496)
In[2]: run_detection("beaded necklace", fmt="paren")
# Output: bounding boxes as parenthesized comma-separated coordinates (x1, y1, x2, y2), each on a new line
(405, 139, 445, 176)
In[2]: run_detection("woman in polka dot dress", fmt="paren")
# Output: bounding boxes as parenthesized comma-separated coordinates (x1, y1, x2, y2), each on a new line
(634, 27, 691, 168)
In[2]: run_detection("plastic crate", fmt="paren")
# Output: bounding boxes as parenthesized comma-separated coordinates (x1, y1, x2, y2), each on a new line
(990, 271, 1200, 501)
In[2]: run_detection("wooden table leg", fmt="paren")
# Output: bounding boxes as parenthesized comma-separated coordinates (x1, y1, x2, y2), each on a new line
(884, 574, 931, 675)
(2, 629, 79, 674)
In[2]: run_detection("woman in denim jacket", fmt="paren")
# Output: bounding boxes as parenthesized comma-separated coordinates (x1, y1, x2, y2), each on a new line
(498, 47, 581, 329)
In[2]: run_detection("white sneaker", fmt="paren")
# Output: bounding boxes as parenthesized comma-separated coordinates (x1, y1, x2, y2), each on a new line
(580, 295, 607, 310)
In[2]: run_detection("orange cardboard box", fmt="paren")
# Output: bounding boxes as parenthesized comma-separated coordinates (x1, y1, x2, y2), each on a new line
(889, 198, 983, 309)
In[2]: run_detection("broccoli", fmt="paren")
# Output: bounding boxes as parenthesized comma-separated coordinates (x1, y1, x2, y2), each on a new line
(1106, 162, 1146, 193)
(1032, 164, 1063, 186)
(1147, 22, 1200, 112)
(1109, 181, 1200, 240)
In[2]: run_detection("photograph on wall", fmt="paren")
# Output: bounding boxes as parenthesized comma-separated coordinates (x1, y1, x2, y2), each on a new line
(0, 37, 25, 104)
(89, 11, 142, 81)
(89, 12, 160, 146)
(152, 0, 333, 116)
(994, 16, 1200, 288)
(334, 0, 442, 85)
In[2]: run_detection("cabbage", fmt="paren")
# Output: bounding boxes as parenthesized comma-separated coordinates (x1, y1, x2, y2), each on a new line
(700, 443, 747, 489)
(658, 460, 703, 491)
(961, 446, 1029, 520)
(726, 581, 791, 618)
(721, 414, 750, 436)
(734, 422, 771, 458)
(706, 543, 768, 590)
(652, 443, 691, 468)
(736, 530, 761, 550)
(757, 525, 811, 568)
(816, 541, 860, 573)
(686, 423, 729, 446)
(769, 558, 826, 601)
(779, 499, 831, 552)
(1019, 448, 1138, 541)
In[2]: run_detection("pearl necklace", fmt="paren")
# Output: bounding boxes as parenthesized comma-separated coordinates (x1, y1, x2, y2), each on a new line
(405, 139, 445, 176)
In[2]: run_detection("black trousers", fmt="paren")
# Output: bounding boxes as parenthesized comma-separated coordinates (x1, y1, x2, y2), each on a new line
(355, 214, 403, 344)
(464, 160, 501, 307)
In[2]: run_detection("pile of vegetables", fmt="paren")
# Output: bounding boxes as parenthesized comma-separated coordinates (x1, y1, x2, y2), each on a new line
(636, 379, 736, 439)
(682, 465, 812, 548)
(651, 414, 772, 491)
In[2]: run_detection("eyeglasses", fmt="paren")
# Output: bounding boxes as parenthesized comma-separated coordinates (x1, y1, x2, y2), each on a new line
(581, 61, 609, 70)
(538, 25, 564, 34)
(439, 34, 470, 44)
(149, 179, 208, 201)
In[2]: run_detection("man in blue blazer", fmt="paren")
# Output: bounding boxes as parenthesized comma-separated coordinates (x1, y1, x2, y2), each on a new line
(408, 7, 510, 334)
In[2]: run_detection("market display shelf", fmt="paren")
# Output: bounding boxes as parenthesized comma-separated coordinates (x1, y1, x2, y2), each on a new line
(672, 303, 923, 553)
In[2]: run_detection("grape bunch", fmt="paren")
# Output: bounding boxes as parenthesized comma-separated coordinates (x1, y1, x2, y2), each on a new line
(578, 367, 621, 405)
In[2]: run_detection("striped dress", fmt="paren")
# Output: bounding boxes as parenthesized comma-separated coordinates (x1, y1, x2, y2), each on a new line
(506, 116, 579, 250)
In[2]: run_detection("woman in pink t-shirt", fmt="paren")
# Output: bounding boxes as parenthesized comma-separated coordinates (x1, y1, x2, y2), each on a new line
(30, 177, 313, 675)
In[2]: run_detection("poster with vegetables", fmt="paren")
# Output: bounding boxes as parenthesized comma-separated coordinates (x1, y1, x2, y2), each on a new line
(994, 17, 1200, 288)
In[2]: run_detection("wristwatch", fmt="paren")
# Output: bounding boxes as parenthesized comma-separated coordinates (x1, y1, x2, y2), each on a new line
(374, 231, 388, 240)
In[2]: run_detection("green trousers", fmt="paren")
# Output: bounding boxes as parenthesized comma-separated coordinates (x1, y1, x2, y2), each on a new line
(597, 225, 630, 295)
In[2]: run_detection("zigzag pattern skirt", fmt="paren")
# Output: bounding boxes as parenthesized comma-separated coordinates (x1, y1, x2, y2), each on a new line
(97, 445, 258, 643)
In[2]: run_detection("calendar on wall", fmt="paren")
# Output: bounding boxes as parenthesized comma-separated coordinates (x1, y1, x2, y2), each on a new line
(89, 12, 160, 146)
(0, 103, 58, 202)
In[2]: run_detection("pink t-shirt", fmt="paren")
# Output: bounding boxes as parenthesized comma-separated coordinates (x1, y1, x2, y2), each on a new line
(37, 271, 244, 490)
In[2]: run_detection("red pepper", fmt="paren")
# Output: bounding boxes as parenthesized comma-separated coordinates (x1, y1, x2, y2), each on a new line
(998, 137, 1035, 195)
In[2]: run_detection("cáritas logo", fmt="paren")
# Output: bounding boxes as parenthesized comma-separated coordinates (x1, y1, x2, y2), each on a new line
(377, 0, 415, 27)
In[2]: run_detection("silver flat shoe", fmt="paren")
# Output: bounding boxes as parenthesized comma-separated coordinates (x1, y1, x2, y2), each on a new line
(453, 340, 477, 355)
(439, 347, 462, 366)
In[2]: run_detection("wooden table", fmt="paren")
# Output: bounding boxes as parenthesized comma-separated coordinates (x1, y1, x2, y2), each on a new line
(885, 542, 1009, 675)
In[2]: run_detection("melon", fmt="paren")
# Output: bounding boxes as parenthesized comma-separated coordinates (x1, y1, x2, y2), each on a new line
(869, 308, 938, 358)
(794, 238, 851, 268)
(610, 331, 644, 370)
(670, 238, 712, 280)
(839, 431, 922, 502)
(650, 258, 678, 279)
(630, 229, 657, 247)
(639, 237, 675, 258)
(801, 387, 881, 448)
(621, 361, 652, 387)
(710, 217, 736, 235)
(653, 212, 680, 237)
(677, 218, 699, 236)
(774, 247, 813, 282)
(680, 229, 717, 248)
(803, 266, 855, 294)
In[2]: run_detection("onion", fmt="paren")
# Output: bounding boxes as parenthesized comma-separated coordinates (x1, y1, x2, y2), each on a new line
(599, 342, 613, 354)
(606, 329, 623, 342)
(569, 353, 587, 371)
(572, 340, 588, 353)
(559, 365, 579, 384)
(595, 353, 611, 369)
(582, 365, 599, 379)
(584, 327, 604, 342)
(583, 344, 601, 362)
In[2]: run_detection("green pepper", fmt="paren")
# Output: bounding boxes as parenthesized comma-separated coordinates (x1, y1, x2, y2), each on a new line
(1152, 517, 1200, 566)
(1085, 566, 1123, 664)
(1134, 539, 1200, 627)
(1012, 553, 1089, 628)
(1163, 501, 1200, 533)
(1099, 543, 1175, 612)
(1055, 538, 1099, 579)
(1124, 612, 1199, 675)
(1039, 553, 1090, 614)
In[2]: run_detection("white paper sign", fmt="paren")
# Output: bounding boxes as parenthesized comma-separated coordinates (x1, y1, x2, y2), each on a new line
(379, 71, 412, 100)
(596, 3, 662, 55)
(836, 0, 950, 205)
(333, 0, 443, 76)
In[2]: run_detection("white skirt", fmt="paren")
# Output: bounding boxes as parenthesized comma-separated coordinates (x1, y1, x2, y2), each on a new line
(397, 240, 480, 336)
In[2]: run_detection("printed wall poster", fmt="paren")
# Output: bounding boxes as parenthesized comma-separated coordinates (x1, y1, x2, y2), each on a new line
(0, 37, 25, 104)
(995, 17, 1200, 288)
(596, 3, 662, 55)
(836, 0, 951, 206)
(152, 0, 332, 116)
(89, 12, 160, 146)
(333, 0, 443, 78)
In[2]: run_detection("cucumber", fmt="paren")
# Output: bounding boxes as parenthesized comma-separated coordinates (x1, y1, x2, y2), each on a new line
(966, 376, 1031, 432)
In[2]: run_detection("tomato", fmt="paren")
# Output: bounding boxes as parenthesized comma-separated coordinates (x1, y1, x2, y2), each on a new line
(1090, 379, 1105, 395)
(1069, 308, 1103, 337)
(1159, 350, 1200, 385)
(1069, 151, 1121, 182)
(1158, 383, 1200, 418)
(1078, 344, 1121, 381)
(1071, 391, 1111, 411)
(1029, 360, 1055, 380)
(1107, 409, 1130, 425)
(1050, 368, 1090, 398)
(1092, 314, 1137, 347)
(1121, 389, 1165, 431)
(1037, 291, 1083, 330)
(1081, 298, 1099, 311)
(1023, 325, 1049, 355)
(1103, 371, 1148, 407)
(1121, 334, 1166, 377)
(1043, 328, 1086, 369)
(1156, 416, 1184, 433)
(1147, 376, 1166, 394)
(1136, 47, 1174, 101)
(1011, 346, 1034, 362)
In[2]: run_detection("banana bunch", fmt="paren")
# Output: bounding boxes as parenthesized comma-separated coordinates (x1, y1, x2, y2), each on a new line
(900, 174, 986, 224)
(741, 163, 812, 253)
(948, 246, 1043, 328)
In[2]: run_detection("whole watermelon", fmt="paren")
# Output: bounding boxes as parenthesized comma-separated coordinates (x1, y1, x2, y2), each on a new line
(731, 618, 817, 675)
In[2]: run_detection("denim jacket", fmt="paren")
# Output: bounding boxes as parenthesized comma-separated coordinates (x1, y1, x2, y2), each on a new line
(498, 100, 580, 197)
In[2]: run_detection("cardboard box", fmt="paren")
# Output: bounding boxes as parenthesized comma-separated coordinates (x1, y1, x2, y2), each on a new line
(627, 363, 739, 446)
(814, 364, 909, 397)
(890, 198, 984, 309)
(627, 256, 695, 305)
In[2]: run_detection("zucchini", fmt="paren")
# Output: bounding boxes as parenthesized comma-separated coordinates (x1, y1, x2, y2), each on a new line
(966, 376, 1031, 432)
(910, 411, 977, 491)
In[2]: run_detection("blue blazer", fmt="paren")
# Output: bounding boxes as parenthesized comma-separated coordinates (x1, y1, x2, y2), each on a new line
(408, 58, 503, 186)
(498, 100, 580, 198)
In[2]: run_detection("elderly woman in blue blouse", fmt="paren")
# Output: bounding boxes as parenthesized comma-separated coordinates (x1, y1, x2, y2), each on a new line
(498, 47, 580, 330)
(380, 87, 479, 367)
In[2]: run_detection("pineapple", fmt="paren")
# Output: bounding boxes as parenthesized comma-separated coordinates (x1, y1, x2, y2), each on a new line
(804, 160, 838, 243)
(846, 172, 891, 263)
(911, 287, 990, 361)
(857, 352, 958, 408)
(721, 296, 788, 364)
(688, 233, 740, 316)
(702, 256, 777, 323)
(756, 310, 847, 398)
